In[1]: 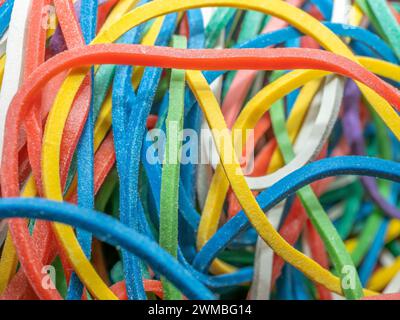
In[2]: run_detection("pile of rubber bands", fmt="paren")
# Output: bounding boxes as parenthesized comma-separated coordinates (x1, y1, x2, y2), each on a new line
(0, 0, 399, 301)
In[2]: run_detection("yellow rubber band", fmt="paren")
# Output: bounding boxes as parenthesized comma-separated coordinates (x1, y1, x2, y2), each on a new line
(368, 257, 400, 291)
(0, 55, 5, 87)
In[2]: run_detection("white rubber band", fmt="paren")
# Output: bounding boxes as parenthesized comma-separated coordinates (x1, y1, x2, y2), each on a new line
(0, 31, 7, 57)
(380, 249, 395, 267)
(384, 271, 400, 294)
(248, 203, 284, 300)
(328, 202, 345, 221)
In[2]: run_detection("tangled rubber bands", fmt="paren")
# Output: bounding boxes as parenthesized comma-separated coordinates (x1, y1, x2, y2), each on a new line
(0, 0, 399, 300)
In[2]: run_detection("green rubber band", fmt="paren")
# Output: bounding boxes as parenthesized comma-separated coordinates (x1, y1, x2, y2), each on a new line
(95, 168, 119, 212)
(269, 72, 363, 299)
(387, 240, 400, 257)
(354, 0, 385, 37)
(205, 7, 236, 48)
(225, 10, 243, 47)
(320, 181, 359, 204)
(365, 0, 400, 60)
(110, 184, 120, 219)
(351, 212, 382, 266)
(237, 11, 265, 44)
(218, 249, 254, 266)
(53, 256, 68, 298)
(159, 35, 187, 300)
(336, 182, 362, 240)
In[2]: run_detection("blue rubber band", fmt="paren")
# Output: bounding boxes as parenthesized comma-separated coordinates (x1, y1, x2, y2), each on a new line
(0, 0, 13, 39)
(112, 13, 177, 300)
(0, 197, 215, 300)
(67, 0, 98, 300)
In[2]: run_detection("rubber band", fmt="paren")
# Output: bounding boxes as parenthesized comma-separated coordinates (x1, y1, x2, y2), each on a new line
(343, 80, 400, 220)
(192, 155, 400, 295)
(0, 32, 7, 59)
(0, 55, 5, 86)
(118, 14, 176, 300)
(41, 40, 400, 300)
(67, 0, 98, 300)
(0, 0, 31, 164)
(271, 167, 338, 293)
(159, 35, 187, 300)
(359, 219, 389, 286)
(0, 0, 13, 39)
(364, 0, 400, 60)
(187, 69, 369, 297)
(9, 0, 153, 300)
(6, 0, 55, 300)
(0, 0, 126, 300)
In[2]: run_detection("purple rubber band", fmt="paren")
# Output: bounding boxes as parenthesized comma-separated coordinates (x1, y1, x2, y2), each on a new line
(342, 80, 400, 219)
